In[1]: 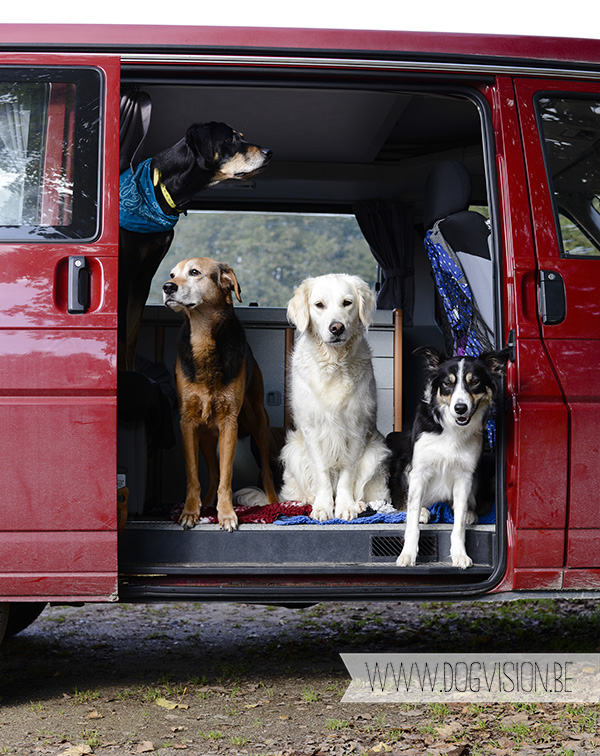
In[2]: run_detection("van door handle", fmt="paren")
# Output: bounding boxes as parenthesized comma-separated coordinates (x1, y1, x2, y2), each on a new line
(538, 270, 565, 325)
(67, 255, 90, 314)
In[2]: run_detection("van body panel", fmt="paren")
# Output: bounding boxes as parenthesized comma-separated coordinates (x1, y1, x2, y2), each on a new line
(0, 55, 120, 601)
(2, 25, 600, 69)
(493, 76, 570, 591)
(1, 29, 600, 603)
(515, 78, 600, 582)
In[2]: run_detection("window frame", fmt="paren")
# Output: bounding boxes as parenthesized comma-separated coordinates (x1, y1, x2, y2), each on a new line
(534, 91, 600, 260)
(0, 65, 103, 243)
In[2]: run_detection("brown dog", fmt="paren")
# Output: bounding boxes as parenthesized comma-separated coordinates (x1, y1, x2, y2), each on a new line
(119, 122, 272, 371)
(162, 257, 278, 531)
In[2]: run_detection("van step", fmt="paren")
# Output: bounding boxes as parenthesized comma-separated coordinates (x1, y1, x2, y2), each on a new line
(118, 520, 496, 575)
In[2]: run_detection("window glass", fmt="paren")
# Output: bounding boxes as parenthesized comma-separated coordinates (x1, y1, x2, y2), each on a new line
(537, 96, 600, 258)
(0, 68, 101, 241)
(148, 211, 377, 307)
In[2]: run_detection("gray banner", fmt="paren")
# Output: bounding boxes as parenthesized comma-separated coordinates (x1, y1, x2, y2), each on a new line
(340, 653, 600, 703)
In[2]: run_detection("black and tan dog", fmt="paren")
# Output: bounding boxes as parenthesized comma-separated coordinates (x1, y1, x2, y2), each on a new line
(162, 257, 278, 531)
(119, 122, 272, 370)
(394, 347, 508, 569)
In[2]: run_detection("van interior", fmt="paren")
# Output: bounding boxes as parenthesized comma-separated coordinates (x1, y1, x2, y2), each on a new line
(116, 64, 504, 598)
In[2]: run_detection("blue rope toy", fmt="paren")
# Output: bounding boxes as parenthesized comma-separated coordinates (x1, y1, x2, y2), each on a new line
(274, 501, 495, 526)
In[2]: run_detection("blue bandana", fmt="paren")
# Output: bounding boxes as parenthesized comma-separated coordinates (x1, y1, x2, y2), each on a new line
(119, 159, 180, 234)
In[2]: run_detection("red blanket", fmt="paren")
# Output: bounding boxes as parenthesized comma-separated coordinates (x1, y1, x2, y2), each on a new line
(170, 501, 311, 524)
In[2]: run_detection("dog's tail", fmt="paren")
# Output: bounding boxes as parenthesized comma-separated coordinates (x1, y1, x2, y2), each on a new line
(233, 486, 270, 508)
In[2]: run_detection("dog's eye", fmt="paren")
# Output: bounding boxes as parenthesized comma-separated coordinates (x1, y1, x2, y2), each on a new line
(169, 272, 174, 279)
(470, 379, 481, 391)
(314, 302, 325, 309)
(342, 299, 352, 308)
(189, 268, 201, 277)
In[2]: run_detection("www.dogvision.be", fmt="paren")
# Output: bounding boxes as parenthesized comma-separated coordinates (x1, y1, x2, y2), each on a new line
(364, 661, 574, 694)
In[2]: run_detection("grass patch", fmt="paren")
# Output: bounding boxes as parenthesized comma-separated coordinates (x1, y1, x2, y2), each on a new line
(71, 689, 99, 705)
(325, 718, 350, 731)
(199, 730, 225, 740)
(301, 687, 320, 702)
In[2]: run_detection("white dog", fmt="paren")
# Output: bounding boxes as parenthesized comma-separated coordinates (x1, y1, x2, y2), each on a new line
(279, 274, 390, 521)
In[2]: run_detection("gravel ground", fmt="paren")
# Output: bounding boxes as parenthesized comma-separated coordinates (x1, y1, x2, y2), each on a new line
(1, 598, 600, 755)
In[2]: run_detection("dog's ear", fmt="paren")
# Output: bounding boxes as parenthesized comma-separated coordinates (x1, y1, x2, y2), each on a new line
(414, 345, 445, 371)
(481, 348, 511, 376)
(287, 279, 313, 333)
(353, 277, 376, 330)
(218, 263, 243, 303)
(186, 123, 218, 169)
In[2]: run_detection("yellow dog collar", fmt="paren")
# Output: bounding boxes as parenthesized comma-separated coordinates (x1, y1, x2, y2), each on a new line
(153, 167, 181, 212)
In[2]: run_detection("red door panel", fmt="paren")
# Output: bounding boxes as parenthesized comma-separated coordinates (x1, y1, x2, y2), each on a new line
(492, 77, 569, 591)
(515, 79, 600, 584)
(0, 55, 120, 601)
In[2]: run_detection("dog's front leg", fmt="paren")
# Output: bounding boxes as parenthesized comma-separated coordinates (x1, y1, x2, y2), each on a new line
(450, 475, 474, 569)
(198, 428, 219, 509)
(397, 471, 424, 567)
(179, 420, 202, 530)
(304, 435, 335, 521)
(216, 418, 239, 532)
(335, 469, 366, 521)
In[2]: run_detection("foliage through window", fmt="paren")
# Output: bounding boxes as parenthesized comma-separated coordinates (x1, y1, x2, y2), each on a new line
(148, 211, 378, 307)
(537, 95, 600, 258)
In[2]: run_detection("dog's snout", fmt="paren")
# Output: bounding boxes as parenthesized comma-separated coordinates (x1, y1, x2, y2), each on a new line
(329, 321, 345, 337)
(261, 148, 273, 160)
(163, 281, 178, 296)
(454, 402, 468, 416)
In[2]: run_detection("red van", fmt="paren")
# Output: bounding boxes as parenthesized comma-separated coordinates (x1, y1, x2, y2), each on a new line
(1, 24, 600, 640)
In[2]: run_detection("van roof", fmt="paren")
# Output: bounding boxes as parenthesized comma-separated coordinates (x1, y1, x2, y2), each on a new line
(1, 24, 600, 67)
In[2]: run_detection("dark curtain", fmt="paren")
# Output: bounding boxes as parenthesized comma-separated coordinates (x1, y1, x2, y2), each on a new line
(119, 89, 152, 174)
(354, 200, 415, 325)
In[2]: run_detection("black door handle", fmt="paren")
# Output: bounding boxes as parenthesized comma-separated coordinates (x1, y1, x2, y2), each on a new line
(67, 256, 90, 314)
(539, 270, 565, 325)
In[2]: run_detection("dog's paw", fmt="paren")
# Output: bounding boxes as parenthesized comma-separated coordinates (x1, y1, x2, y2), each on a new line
(311, 497, 334, 522)
(218, 511, 239, 532)
(335, 499, 366, 522)
(419, 506, 430, 524)
(465, 510, 478, 526)
(451, 551, 473, 569)
(179, 508, 199, 530)
(396, 549, 417, 567)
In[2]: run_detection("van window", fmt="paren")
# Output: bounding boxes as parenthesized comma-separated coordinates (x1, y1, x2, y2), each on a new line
(537, 95, 600, 258)
(0, 68, 101, 241)
(148, 211, 377, 307)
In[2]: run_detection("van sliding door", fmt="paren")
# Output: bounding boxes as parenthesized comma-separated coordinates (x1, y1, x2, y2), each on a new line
(0, 55, 120, 601)
(515, 79, 600, 590)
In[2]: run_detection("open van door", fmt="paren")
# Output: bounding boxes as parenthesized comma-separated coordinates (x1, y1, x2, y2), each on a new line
(515, 79, 600, 590)
(0, 55, 120, 601)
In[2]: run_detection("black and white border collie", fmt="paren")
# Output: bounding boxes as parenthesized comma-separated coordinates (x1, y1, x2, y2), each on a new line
(395, 346, 509, 569)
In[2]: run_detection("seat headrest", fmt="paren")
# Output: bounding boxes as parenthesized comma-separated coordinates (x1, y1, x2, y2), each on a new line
(423, 160, 472, 231)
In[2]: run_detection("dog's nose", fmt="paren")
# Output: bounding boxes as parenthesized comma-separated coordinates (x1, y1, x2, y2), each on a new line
(454, 402, 468, 416)
(329, 321, 345, 337)
(261, 148, 273, 160)
(163, 281, 178, 295)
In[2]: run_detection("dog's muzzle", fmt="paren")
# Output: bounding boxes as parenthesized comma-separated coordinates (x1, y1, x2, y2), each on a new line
(453, 401, 472, 426)
(328, 320, 346, 344)
(163, 280, 185, 309)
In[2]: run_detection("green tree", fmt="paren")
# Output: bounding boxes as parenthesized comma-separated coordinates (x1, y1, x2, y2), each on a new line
(148, 211, 378, 306)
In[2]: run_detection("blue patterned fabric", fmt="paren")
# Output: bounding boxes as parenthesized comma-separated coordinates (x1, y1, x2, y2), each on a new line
(273, 501, 496, 526)
(425, 224, 496, 447)
(119, 159, 180, 234)
(424, 226, 492, 359)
